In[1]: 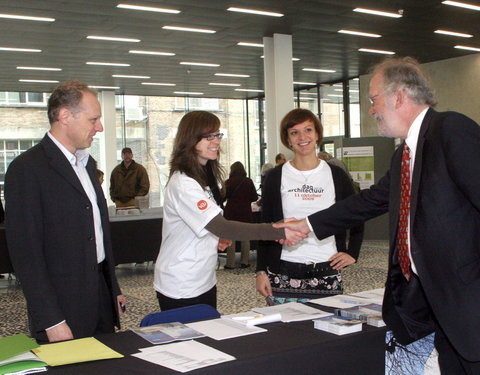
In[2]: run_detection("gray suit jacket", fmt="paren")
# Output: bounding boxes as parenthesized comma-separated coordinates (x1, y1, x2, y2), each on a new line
(5, 134, 121, 340)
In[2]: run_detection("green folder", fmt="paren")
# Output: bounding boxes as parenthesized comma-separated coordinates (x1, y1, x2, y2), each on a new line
(0, 334, 39, 362)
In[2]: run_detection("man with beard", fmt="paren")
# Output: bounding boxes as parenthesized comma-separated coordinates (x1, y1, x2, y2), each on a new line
(275, 56, 480, 374)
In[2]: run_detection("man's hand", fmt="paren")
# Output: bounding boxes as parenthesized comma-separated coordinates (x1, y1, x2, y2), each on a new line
(256, 273, 272, 297)
(218, 238, 232, 252)
(329, 252, 355, 270)
(117, 294, 127, 315)
(273, 218, 310, 246)
(46, 322, 74, 342)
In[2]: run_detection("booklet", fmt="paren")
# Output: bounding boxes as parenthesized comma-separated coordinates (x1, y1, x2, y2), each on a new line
(313, 315, 363, 335)
(335, 303, 386, 327)
(252, 302, 331, 322)
(131, 322, 205, 344)
(0, 351, 47, 375)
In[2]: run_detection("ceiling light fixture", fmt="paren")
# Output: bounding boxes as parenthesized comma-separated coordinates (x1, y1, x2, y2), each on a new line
(174, 91, 203, 95)
(0, 47, 41, 52)
(141, 82, 176, 86)
(294, 81, 316, 85)
(235, 88, 264, 92)
(359, 48, 395, 54)
(227, 7, 284, 17)
(215, 73, 250, 78)
(117, 4, 180, 14)
(89, 85, 120, 90)
(17, 66, 62, 71)
(455, 45, 480, 51)
(260, 55, 300, 61)
(299, 97, 316, 101)
(209, 82, 241, 86)
(338, 29, 381, 38)
(129, 50, 175, 56)
(162, 26, 216, 33)
(112, 74, 150, 79)
(238, 42, 264, 48)
(19, 79, 59, 83)
(303, 68, 336, 73)
(86, 62, 131, 66)
(353, 8, 403, 18)
(180, 62, 220, 67)
(328, 94, 344, 97)
(0, 13, 55, 22)
(442, 1, 480, 10)
(435, 29, 473, 38)
(87, 36, 140, 42)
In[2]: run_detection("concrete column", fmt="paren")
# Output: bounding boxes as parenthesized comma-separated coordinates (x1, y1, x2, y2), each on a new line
(97, 90, 117, 200)
(263, 33, 294, 164)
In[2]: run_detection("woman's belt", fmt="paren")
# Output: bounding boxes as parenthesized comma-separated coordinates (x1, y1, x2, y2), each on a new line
(272, 259, 339, 279)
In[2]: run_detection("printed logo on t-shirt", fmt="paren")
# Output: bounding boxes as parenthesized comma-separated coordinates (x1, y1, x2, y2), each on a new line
(288, 184, 324, 200)
(197, 200, 208, 210)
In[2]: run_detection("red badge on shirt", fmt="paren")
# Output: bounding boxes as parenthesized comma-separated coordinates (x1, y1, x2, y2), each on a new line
(197, 200, 208, 210)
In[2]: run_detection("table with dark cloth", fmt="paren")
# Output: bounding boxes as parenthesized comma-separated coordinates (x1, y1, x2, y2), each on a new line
(48, 321, 386, 375)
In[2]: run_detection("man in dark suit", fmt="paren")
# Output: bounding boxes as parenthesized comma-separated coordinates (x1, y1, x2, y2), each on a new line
(5, 80, 126, 343)
(275, 57, 480, 374)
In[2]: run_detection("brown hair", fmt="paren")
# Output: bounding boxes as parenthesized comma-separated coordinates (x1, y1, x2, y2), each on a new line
(47, 80, 97, 124)
(169, 111, 225, 189)
(279, 108, 323, 148)
(229, 161, 247, 178)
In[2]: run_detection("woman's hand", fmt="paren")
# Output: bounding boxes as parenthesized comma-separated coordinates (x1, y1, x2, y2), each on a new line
(329, 252, 355, 270)
(218, 238, 232, 251)
(256, 273, 272, 297)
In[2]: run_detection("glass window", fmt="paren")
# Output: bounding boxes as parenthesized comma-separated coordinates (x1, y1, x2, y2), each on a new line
(0, 92, 20, 104)
(349, 78, 361, 138)
(320, 84, 345, 137)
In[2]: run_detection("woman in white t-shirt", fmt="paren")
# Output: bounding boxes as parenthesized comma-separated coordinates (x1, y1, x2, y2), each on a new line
(154, 111, 305, 311)
(255, 109, 364, 305)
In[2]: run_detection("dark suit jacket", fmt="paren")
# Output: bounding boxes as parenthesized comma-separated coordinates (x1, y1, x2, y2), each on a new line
(5, 134, 121, 341)
(256, 163, 364, 273)
(308, 108, 480, 361)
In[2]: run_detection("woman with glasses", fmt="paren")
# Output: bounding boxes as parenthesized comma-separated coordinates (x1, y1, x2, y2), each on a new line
(255, 109, 364, 305)
(154, 111, 305, 311)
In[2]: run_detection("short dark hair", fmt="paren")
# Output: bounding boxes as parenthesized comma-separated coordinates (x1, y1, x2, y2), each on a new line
(122, 147, 133, 154)
(371, 56, 437, 107)
(47, 80, 97, 124)
(275, 153, 285, 163)
(279, 108, 323, 148)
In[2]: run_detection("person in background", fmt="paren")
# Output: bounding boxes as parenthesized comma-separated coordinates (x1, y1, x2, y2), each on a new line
(274, 57, 480, 373)
(97, 169, 104, 185)
(5, 80, 126, 343)
(256, 108, 364, 305)
(275, 153, 286, 166)
(154, 111, 305, 311)
(223, 161, 258, 269)
(110, 147, 150, 208)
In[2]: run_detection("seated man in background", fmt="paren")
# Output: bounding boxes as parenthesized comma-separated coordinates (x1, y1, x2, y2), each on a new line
(110, 147, 150, 207)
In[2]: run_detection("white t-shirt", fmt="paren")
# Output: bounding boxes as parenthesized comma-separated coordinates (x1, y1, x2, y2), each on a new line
(154, 171, 222, 299)
(281, 160, 337, 263)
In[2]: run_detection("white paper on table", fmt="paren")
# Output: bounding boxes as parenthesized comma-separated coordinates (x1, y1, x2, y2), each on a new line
(309, 288, 385, 308)
(132, 340, 235, 373)
(221, 311, 282, 326)
(252, 302, 331, 322)
(186, 318, 267, 340)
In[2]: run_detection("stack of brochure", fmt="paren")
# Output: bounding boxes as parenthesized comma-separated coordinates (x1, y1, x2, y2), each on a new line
(0, 334, 46, 375)
(131, 322, 205, 344)
(313, 315, 363, 335)
(335, 303, 385, 327)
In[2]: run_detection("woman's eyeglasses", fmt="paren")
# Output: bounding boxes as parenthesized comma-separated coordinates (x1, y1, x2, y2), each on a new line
(202, 133, 224, 141)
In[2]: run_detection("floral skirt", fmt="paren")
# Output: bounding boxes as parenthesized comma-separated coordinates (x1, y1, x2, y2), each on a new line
(267, 267, 343, 305)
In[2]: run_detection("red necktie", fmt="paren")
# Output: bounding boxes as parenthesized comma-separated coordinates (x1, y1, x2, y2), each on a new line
(398, 144, 411, 281)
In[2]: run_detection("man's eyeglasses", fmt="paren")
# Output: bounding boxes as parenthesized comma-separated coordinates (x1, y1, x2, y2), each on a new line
(368, 94, 380, 105)
(202, 133, 224, 141)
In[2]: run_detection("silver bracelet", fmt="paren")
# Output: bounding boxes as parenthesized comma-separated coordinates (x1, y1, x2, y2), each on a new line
(255, 270, 267, 278)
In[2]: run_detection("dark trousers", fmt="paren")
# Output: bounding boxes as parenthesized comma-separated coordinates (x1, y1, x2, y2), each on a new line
(95, 269, 115, 335)
(434, 323, 480, 375)
(156, 285, 217, 311)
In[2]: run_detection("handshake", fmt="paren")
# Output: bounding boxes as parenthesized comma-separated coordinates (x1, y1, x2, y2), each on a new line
(273, 217, 310, 246)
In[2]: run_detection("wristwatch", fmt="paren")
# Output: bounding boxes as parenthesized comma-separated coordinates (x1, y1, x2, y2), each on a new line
(255, 270, 267, 277)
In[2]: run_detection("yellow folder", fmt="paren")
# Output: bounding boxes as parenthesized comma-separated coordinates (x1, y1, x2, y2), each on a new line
(32, 337, 123, 366)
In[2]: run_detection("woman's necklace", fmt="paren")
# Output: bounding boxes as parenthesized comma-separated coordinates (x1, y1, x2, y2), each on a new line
(290, 158, 321, 183)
